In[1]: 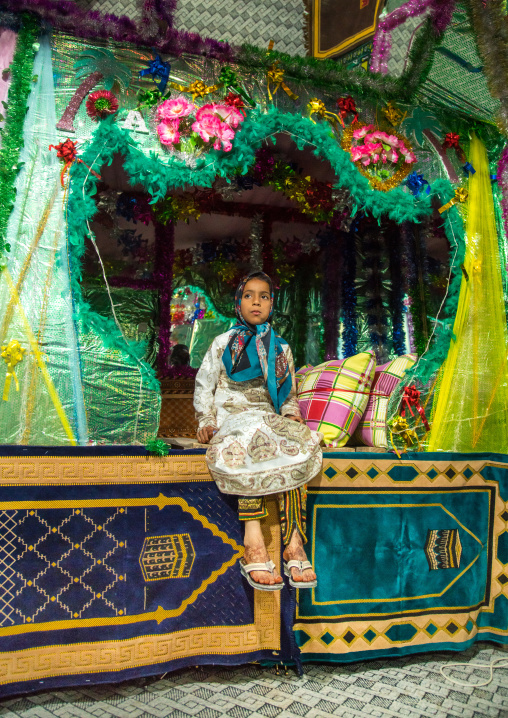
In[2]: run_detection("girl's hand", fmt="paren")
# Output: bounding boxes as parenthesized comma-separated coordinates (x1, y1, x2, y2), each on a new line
(287, 415, 305, 424)
(197, 426, 215, 444)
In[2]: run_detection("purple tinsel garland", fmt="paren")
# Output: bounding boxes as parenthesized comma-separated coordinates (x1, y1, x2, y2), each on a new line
(370, 0, 456, 73)
(154, 219, 175, 376)
(160, 365, 197, 380)
(153, 0, 177, 28)
(2, 0, 235, 61)
(497, 146, 508, 241)
(319, 225, 342, 360)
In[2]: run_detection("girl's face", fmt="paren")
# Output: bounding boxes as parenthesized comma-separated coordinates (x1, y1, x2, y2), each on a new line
(240, 278, 271, 325)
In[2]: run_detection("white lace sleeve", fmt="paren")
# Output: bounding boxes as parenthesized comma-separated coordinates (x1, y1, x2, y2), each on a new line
(279, 345, 302, 418)
(194, 338, 222, 429)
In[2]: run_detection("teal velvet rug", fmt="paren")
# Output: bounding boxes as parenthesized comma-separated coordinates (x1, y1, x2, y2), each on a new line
(295, 451, 508, 663)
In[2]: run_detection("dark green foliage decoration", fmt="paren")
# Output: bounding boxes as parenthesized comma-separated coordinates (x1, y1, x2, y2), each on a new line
(0, 13, 39, 258)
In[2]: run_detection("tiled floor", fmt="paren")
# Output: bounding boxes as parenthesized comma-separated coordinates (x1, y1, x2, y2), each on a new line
(0, 644, 507, 718)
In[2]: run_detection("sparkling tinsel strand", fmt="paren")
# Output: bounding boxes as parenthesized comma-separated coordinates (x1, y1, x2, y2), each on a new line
(360, 227, 390, 364)
(0, 13, 39, 257)
(400, 222, 416, 353)
(0, 0, 234, 62)
(386, 223, 407, 356)
(292, 260, 311, 367)
(154, 219, 175, 375)
(261, 216, 274, 279)
(249, 213, 263, 271)
(496, 147, 508, 287)
(371, 0, 456, 72)
(341, 228, 357, 358)
(3, 0, 457, 104)
(404, 222, 429, 357)
(320, 227, 342, 360)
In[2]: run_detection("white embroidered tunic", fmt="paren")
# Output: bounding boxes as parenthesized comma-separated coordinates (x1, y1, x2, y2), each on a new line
(194, 329, 323, 496)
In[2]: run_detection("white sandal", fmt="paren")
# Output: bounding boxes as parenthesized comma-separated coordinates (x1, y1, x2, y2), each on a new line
(283, 559, 318, 589)
(240, 559, 284, 591)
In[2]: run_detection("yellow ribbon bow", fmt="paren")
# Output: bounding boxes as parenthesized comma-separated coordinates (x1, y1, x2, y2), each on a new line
(267, 62, 298, 101)
(381, 101, 406, 127)
(388, 415, 421, 458)
(169, 79, 220, 100)
(307, 98, 344, 130)
(438, 187, 469, 214)
(1, 339, 26, 401)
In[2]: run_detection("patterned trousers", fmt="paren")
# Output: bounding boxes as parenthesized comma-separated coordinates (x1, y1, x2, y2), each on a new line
(237, 486, 307, 545)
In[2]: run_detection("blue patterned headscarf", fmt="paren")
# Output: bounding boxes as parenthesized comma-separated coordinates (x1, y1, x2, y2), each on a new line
(222, 272, 291, 412)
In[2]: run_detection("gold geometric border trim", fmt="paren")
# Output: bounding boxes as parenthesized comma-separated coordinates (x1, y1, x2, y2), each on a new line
(0, 456, 211, 485)
(0, 498, 281, 685)
(295, 608, 503, 654)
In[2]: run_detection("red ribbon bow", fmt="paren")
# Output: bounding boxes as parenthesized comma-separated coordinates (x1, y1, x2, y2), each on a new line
(49, 139, 102, 187)
(224, 92, 247, 117)
(442, 133, 465, 163)
(224, 92, 245, 110)
(400, 385, 430, 431)
(337, 95, 358, 124)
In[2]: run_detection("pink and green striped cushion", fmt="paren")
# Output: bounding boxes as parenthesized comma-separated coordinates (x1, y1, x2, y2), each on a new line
(353, 354, 417, 448)
(296, 352, 376, 447)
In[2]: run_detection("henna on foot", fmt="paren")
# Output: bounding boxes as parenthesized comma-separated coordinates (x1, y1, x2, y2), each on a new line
(283, 531, 316, 583)
(243, 543, 283, 585)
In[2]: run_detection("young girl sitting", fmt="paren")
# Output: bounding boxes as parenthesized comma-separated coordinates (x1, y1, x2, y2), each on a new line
(194, 271, 322, 591)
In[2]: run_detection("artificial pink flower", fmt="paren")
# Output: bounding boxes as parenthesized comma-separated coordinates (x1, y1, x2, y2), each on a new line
(352, 124, 374, 140)
(157, 96, 195, 121)
(385, 134, 400, 146)
(213, 122, 235, 151)
(212, 104, 245, 128)
(191, 114, 221, 143)
(400, 148, 417, 163)
(195, 104, 217, 122)
(363, 141, 383, 154)
(157, 120, 180, 145)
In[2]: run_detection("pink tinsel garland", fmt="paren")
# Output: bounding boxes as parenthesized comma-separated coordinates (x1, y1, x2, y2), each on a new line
(370, 0, 456, 74)
(497, 146, 508, 243)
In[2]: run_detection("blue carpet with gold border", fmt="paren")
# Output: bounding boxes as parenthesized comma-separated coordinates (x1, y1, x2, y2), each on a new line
(1, 448, 508, 696)
(296, 451, 508, 663)
(0, 447, 289, 697)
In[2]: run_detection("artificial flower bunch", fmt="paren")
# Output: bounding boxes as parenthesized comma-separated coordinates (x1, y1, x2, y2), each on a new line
(155, 94, 245, 153)
(350, 124, 416, 177)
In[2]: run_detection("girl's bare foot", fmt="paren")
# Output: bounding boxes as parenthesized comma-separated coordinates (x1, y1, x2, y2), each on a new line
(243, 519, 282, 586)
(243, 544, 283, 586)
(283, 531, 316, 583)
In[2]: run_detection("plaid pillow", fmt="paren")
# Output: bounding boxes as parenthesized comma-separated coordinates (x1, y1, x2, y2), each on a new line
(353, 354, 417, 448)
(295, 365, 314, 388)
(297, 352, 376, 447)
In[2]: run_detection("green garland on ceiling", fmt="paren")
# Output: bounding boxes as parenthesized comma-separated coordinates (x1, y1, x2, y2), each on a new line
(68, 110, 464, 391)
(237, 17, 440, 104)
(0, 13, 39, 258)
